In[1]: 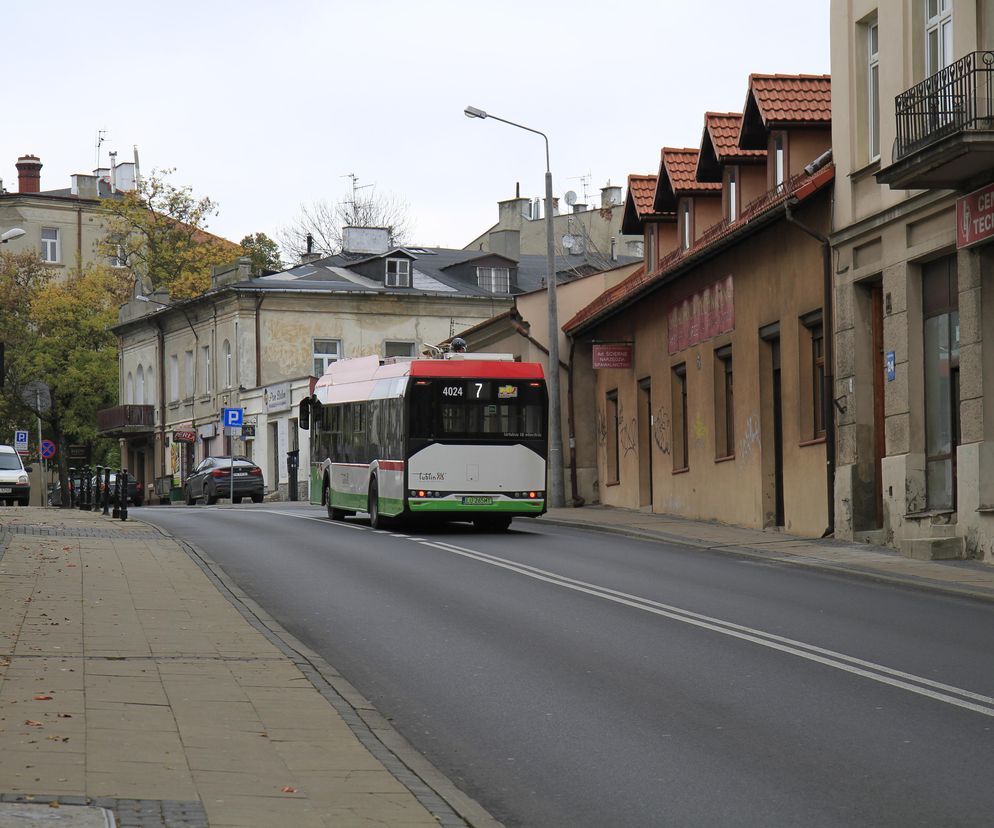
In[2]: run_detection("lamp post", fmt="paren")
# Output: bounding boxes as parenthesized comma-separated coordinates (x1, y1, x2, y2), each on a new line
(0, 228, 25, 244)
(464, 106, 565, 508)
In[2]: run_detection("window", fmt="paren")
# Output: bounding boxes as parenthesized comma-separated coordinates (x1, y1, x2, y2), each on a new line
(184, 350, 194, 399)
(926, 0, 953, 76)
(868, 21, 880, 161)
(922, 256, 960, 510)
(680, 202, 692, 250)
(201, 345, 211, 394)
(313, 339, 341, 376)
(645, 227, 656, 271)
(169, 354, 179, 402)
(147, 365, 155, 405)
(773, 134, 786, 188)
(40, 228, 60, 263)
(726, 167, 738, 223)
(800, 311, 826, 440)
(125, 372, 134, 405)
(385, 258, 410, 287)
(672, 364, 688, 471)
(136, 365, 145, 405)
(811, 325, 826, 437)
(222, 339, 232, 388)
(714, 346, 734, 459)
(384, 341, 416, 359)
(109, 243, 126, 268)
(477, 266, 511, 294)
(606, 390, 619, 484)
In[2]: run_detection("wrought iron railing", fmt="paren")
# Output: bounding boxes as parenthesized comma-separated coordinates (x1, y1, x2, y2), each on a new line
(895, 51, 994, 159)
(96, 404, 154, 433)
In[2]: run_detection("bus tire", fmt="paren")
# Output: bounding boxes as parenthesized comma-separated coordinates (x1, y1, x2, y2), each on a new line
(368, 478, 386, 529)
(474, 515, 512, 533)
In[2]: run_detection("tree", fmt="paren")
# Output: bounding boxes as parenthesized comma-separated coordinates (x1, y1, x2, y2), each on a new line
(0, 253, 125, 506)
(100, 169, 241, 299)
(240, 232, 283, 275)
(277, 184, 413, 263)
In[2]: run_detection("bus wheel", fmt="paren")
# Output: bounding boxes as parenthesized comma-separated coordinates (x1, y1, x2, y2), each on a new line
(325, 482, 344, 520)
(368, 479, 386, 529)
(474, 515, 512, 533)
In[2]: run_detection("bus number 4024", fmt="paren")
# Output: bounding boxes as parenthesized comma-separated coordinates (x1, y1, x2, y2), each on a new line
(441, 385, 464, 397)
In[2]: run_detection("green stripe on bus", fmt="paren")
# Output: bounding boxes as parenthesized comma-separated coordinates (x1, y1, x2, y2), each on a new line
(408, 500, 544, 513)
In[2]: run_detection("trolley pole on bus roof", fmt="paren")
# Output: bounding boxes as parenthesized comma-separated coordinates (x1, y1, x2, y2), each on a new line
(464, 106, 566, 508)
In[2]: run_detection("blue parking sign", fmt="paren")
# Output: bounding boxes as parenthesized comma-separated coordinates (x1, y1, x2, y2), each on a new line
(223, 408, 244, 427)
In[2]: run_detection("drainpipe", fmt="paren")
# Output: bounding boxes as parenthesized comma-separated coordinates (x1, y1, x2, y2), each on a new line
(76, 206, 83, 276)
(567, 336, 583, 506)
(254, 295, 265, 387)
(154, 318, 167, 485)
(785, 202, 835, 537)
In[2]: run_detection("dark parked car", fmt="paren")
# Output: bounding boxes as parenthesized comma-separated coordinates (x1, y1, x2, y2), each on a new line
(184, 456, 264, 505)
(48, 474, 84, 506)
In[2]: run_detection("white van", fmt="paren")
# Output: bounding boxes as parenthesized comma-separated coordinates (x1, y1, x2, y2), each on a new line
(0, 445, 31, 506)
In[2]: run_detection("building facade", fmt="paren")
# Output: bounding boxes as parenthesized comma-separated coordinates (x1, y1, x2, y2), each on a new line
(831, 0, 994, 560)
(566, 75, 835, 537)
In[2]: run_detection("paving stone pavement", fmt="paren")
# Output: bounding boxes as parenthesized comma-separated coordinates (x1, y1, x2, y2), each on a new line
(0, 507, 494, 828)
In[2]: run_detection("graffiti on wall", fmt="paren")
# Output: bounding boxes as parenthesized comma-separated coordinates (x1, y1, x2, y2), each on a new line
(618, 401, 638, 456)
(653, 407, 670, 455)
(739, 415, 761, 459)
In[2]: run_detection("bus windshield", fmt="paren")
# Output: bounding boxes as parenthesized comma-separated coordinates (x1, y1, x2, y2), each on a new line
(409, 378, 546, 440)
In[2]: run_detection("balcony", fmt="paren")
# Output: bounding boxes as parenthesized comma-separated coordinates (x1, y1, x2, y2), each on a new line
(97, 404, 155, 436)
(878, 51, 994, 190)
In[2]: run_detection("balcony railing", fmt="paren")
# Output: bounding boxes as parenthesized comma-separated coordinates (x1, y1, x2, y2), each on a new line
(895, 51, 994, 159)
(96, 404, 155, 434)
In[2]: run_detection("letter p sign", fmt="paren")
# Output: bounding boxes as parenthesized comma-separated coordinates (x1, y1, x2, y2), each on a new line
(223, 408, 243, 428)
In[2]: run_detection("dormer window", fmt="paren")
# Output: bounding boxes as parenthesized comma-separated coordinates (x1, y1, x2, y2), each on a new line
(477, 266, 510, 294)
(386, 258, 410, 287)
(680, 202, 692, 250)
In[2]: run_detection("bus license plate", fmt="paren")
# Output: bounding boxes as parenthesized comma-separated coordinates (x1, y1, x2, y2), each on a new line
(462, 496, 492, 505)
(0, 488, 10, 494)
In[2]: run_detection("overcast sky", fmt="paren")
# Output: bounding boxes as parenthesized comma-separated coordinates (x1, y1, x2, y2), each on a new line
(3, 0, 830, 256)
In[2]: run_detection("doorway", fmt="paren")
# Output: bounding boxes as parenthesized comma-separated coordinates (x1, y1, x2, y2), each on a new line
(638, 378, 653, 508)
(760, 323, 785, 528)
(269, 422, 280, 495)
(871, 284, 885, 527)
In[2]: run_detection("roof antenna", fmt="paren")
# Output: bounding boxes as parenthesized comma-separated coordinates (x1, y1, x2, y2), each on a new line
(95, 130, 107, 169)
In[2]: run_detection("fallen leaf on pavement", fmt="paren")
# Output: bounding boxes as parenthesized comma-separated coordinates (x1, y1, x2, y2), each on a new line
(24, 720, 43, 727)
(33, 696, 53, 701)
(280, 786, 297, 794)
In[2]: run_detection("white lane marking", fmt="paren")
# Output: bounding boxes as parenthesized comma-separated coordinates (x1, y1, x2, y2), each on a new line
(417, 540, 994, 718)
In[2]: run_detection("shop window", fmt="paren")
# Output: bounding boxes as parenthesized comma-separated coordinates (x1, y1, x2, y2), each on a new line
(672, 364, 688, 471)
(714, 346, 734, 459)
(606, 390, 619, 484)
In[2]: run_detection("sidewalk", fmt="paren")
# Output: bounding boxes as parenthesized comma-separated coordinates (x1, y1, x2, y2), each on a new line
(0, 507, 495, 828)
(540, 505, 994, 602)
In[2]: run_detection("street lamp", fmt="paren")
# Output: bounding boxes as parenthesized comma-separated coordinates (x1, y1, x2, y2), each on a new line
(464, 105, 565, 508)
(1, 228, 25, 243)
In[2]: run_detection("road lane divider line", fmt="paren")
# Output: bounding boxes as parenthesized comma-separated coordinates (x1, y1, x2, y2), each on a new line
(417, 540, 994, 718)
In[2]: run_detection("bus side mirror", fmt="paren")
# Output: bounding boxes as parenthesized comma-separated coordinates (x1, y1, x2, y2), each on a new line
(298, 397, 310, 431)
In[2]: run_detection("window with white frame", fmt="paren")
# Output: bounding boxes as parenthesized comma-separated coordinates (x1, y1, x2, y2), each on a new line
(313, 339, 341, 376)
(868, 20, 880, 161)
(926, 0, 953, 76)
(385, 258, 410, 287)
(773, 134, 786, 188)
(184, 350, 194, 399)
(645, 227, 655, 271)
(680, 201, 691, 250)
(222, 340, 232, 388)
(477, 266, 510, 293)
(169, 354, 179, 402)
(726, 166, 738, 223)
(384, 341, 416, 359)
(40, 228, 60, 263)
(201, 345, 211, 394)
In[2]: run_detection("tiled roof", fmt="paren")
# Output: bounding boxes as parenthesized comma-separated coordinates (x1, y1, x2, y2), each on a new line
(663, 148, 722, 193)
(628, 174, 658, 216)
(747, 74, 832, 125)
(704, 113, 766, 161)
(565, 162, 836, 334)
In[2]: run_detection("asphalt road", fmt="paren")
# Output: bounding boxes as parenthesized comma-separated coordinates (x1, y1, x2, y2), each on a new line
(139, 502, 994, 827)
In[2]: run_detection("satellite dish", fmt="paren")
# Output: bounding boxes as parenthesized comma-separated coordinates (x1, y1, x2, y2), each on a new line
(564, 190, 577, 206)
(562, 234, 576, 250)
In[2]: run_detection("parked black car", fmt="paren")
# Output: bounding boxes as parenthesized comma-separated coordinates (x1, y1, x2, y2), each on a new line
(47, 474, 84, 506)
(184, 456, 265, 505)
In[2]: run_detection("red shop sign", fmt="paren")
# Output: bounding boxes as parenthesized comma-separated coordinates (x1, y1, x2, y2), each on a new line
(957, 182, 994, 249)
(172, 430, 197, 443)
(592, 343, 633, 369)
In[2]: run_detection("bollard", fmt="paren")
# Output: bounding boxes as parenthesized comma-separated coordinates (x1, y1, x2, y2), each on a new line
(102, 467, 111, 516)
(120, 469, 129, 521)
(112, 469, 121, 519)
(79, 467, 89, 511)
(93, 466, 102, 512)
(68, 467, 77, 507)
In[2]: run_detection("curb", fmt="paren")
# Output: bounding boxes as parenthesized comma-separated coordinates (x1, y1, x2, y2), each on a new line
(535, 515, 994, 605)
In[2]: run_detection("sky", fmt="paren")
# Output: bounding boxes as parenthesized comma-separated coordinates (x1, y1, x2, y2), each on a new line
(2, 0, 830, 255)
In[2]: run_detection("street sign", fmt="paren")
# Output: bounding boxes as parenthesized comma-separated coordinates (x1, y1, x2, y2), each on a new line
(886, 351, 896, 382)
(68, 444, 90, 462)
(222, 408, 244, 428)
(224, 426, 242, 437)
(40, 439, 56, 459)
(14, 430, 28, 454)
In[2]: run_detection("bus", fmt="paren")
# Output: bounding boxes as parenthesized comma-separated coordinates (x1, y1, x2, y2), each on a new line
(299, 353, 548, 531)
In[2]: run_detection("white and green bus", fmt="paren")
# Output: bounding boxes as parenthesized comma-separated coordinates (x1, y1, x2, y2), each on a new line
(300, 353, 548, 531)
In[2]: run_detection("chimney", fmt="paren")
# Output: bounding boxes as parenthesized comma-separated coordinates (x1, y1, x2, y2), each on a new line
(109, 151, 118, 193)
(16, 155, 42, 194)
(601, 185, 622, 207)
